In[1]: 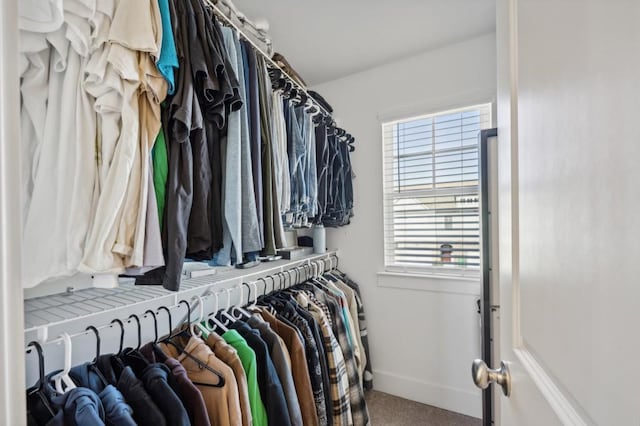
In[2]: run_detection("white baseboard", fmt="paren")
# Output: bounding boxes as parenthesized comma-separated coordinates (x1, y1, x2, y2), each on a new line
(372, 369, 482, 419)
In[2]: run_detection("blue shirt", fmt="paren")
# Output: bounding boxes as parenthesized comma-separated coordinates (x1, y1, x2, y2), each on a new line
(157, 0, 179, 94)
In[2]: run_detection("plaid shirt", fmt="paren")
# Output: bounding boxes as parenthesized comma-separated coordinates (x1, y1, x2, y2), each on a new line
(313, 290, 370, 426)
(276, 304, 330, 426)
(339, 276, 374, 391)
(296, 292, 353, 426)
(304, 289, 334, 329)
(332, 279, 366, 388)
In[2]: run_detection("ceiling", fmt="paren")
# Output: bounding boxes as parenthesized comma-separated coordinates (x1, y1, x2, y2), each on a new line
(232, 0, 496, 86)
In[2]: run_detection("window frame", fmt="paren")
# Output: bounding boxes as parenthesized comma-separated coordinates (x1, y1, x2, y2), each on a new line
(381, 103, 492, 278)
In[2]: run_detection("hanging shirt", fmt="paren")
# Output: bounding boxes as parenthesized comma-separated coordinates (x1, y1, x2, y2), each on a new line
(271, 91, 290, 217)
(233, 33, 262, 255)
(158, 0, 195, 291)
(152, 125, 169, 228)
(161, 336, 243, 426)
(156, 0, 178, 94)
(312, 290, 369, 426)
(333, 279, 366, 381)
(314, 123, 330, 223)
(256, 55, 285, 254)
(212, 27, 244, 265)
(247, 316, 303, 426)
(69, 363, 136, 426)
(296, 293, 353, 426)
(22, 0, 101, 288)
(19, 0, 64, 33)
(341, 276, 374, 391)
(79, 0, 167, 274)
(304, 111, 318, 218)
(253, 310, 321, 426)
(136, 363, 191, 426)
(228, 322, 291, 426)
(140, 343, 210, 426)
(206, 332, 253, 426)
(222, 329, 269, 426)
(95, 355, 167, 426)
(47, 386, 106, 426)
(242, 41, 264, 249)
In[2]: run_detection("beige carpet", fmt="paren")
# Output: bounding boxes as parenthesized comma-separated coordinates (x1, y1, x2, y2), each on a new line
(366, 390, 481, 426)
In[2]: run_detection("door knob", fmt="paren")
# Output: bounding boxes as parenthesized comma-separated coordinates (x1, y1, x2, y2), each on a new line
(472, 359, 511, 397)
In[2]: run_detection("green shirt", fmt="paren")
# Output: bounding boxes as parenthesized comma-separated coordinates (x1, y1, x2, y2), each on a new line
(152, 126, 169, 229)
(223, 329, 268, 426)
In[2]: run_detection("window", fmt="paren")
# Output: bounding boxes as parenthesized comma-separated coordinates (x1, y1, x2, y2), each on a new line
(382, 104, 491, 274)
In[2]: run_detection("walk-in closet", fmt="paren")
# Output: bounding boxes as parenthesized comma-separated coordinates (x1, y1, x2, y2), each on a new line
(2, 0, 640, 425)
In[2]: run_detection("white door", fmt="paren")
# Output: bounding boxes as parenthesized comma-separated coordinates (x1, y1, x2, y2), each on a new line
(490, 0, 640, 424)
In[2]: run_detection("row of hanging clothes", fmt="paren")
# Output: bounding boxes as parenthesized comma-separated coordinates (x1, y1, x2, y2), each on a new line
(26, 259, 373, 426)
(19, 0, 356, 291)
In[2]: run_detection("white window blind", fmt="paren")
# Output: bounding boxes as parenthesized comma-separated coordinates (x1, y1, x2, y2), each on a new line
(382, 104, 491, 273)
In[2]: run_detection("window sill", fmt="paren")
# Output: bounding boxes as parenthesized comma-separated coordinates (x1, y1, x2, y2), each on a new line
(377, 271, 480, 295)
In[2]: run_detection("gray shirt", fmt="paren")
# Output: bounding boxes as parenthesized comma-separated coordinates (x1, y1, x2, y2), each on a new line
(248, 315, 304, 426)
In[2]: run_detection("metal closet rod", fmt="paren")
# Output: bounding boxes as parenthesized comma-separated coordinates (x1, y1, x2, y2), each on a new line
(207, 1, 333, 119)
(24, 253, 341, 353)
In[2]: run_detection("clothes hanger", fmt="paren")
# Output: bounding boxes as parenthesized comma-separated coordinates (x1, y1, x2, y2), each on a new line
(26, 340, 56, 418)
(309, 260, 319, 279)
(157, 306, 173, 341)
(85, 326, 101, 365)
(254, 277, 274, 308)
(84, 325, 110, 386)
(315, 259, 326, 278)
(246, 281, 259, 309)
(205, 290, 229, 333)
(304, 98, 315, 113)
(127, 314, 143, 351)
(302, 264, 311, 282)
(220, 288, 241, 322)
(279, 272, 289, 291)
(110, 319, 125, 356)
(301, 264, 310, 283)
(122, 314, 150, 372)
(144, 310, 159, 344)
(111, 316, 150, 374)
(177, 299, 193, 337)
(190, 295, 210, 338)
(265, 275, 276, 294)
(52, 333, 76, 394)
(286, 268, 297, 288)
(242, 282, 253, 305)
(163, 301, 226, 388)
(322, 255, 338, 279)
(254, 278, 267, 297)
(233, 284, 253, 319)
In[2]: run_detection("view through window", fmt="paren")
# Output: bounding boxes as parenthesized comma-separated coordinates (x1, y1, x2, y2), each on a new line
(382, 104, 492, 273)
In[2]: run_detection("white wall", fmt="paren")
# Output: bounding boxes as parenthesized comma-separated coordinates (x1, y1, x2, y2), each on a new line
(313, 33, 497, 418)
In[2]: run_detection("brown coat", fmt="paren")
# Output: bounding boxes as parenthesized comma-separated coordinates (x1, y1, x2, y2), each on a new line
(258, 310, 320, 426)
(161, 336, 242, 426)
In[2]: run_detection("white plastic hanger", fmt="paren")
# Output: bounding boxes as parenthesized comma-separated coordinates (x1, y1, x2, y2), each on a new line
(52, 333, 76, 394)
(205, 291, 229, 333)
(190, 295, 209, 338)
(248, 281, 259, 309)
(219, 289, 237, 324)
